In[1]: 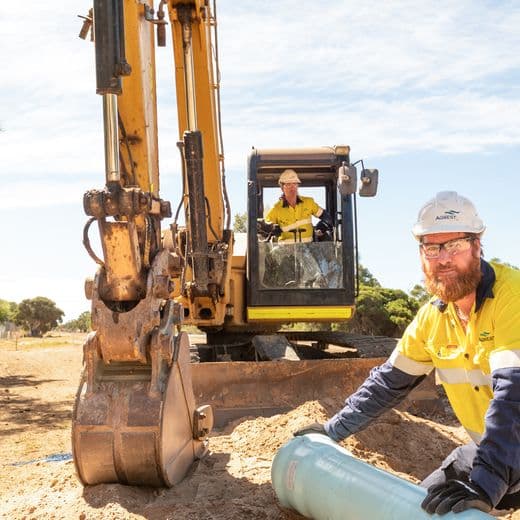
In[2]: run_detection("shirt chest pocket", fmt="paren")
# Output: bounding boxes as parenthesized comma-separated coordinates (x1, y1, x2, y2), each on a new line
(425, 342, 464, 362)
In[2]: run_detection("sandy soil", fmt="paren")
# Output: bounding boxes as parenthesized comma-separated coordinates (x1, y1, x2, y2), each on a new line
(0, 334, 517, 519)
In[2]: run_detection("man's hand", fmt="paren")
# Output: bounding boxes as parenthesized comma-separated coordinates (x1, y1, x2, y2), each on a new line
(315, 221, 333, 241)
(421, 479, 493, 515)
(293, 422, 328, 437)
(271, 224, 282, 237)
(256, 219, 270, 236)
(257, 219, 282, 238)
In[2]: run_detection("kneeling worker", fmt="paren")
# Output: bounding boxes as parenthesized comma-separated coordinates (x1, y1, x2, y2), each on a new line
(294, 191, 520, 515)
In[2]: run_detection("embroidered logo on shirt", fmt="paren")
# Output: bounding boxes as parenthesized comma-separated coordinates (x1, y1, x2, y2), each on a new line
(478, 331, 494, 342)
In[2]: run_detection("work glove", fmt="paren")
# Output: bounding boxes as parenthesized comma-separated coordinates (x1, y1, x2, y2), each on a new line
(256, 219, 282, 238)
(293, 422, 328, 437)
(318, 210, 334, 230)
(314, 221, 333, 241)
(421, 479, 493, 515)
(271, 224, 282, 237)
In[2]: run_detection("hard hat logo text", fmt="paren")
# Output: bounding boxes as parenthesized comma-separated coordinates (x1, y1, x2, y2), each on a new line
(435, 209, 460, 221)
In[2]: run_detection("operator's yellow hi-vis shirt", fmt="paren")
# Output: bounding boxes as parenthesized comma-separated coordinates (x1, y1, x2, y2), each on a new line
(389, 261, 520, 443)
(266, 196, 323, 243)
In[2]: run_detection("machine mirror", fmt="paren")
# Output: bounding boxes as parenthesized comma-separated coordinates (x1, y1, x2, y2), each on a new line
(359, 169, 378, 197)
(337, 163, 357, 196)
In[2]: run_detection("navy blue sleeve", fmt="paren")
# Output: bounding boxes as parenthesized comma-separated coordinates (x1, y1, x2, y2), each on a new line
(324, 360, 425, 441)
(470, 367, 520, 506)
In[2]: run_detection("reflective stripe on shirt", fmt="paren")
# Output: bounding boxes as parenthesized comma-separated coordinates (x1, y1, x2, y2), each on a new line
(389, 349, 433, 376)
(280, 217, 312, 233)
(435, 367, 492, 387)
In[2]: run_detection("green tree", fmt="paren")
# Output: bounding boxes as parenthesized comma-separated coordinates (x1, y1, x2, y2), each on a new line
(358, 264, 381, 287)
(334, 264, 420, 337)
(15, 297, 64, 337)
(0, 299, 18, 323)
(343, 286, 418, 337)
(0, 301, 7, 323)
(76, 311, 91, 332)
(410, 283, 430, 305)
(63, 311, 91, 332)
(233, 212, 247, 232)
(385, 293, 419, 333)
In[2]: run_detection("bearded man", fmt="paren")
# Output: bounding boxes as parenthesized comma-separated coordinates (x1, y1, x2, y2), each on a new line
(294, 191, 520, 515)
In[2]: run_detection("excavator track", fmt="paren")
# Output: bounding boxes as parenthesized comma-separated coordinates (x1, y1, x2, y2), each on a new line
(193, 331, 398, 361)
(283, 331, 398, 357)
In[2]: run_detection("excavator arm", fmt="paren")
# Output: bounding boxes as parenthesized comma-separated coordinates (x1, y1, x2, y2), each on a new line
(166, 0, 234, 327)
(73, 0, 217, 487)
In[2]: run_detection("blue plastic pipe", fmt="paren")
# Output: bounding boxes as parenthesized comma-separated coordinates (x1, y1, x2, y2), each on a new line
(271, 434, 493, 520)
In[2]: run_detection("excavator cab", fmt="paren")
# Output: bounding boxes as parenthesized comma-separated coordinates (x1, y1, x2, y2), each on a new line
(247, 146, 374, 324)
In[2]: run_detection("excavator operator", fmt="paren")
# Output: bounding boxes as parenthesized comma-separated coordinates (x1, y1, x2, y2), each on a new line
(258, 169, 333, 243)
(257, 169, 334, 288)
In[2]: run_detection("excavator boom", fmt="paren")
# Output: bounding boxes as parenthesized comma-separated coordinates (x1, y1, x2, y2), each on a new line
(73, 0, 216, 487)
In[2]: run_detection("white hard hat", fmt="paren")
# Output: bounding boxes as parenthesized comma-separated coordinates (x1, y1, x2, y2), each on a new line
(278, 169, 301, 186)
(412, 191, 485, 239)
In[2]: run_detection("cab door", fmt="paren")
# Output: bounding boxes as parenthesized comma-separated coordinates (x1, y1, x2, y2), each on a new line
(246, 148, 357, 324)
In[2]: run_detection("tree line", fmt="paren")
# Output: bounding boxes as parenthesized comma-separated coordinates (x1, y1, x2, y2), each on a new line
(0, 297, 90, 337)
(334, 265, 428, 337)
(2, 240, 515, 339)
(2, 269, 420, 339)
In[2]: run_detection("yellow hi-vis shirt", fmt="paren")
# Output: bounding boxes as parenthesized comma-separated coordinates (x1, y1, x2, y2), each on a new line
(389, 261, 520, 444)
(265, 196, 323, 243)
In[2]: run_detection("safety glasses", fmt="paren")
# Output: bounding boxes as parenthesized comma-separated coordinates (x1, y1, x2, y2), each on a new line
(420, 236, 476, 259)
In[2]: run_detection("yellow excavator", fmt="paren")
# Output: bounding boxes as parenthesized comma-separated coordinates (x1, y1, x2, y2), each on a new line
(72, 0, 387, 487)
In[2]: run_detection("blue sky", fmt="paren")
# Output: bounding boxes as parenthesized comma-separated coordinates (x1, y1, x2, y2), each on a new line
(1, 1, 519, 320)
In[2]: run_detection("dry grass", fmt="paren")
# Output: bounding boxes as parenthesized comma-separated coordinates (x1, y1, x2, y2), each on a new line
(0, 332, 87, 351)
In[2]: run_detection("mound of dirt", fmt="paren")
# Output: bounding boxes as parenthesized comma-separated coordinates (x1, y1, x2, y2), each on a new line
(1, 339, 518, 519)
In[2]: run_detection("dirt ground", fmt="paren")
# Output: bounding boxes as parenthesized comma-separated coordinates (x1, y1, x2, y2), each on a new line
(0, 333, 518, 520)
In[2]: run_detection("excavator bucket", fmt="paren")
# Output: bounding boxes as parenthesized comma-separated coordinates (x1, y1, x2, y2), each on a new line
(72, 332, 213, 487)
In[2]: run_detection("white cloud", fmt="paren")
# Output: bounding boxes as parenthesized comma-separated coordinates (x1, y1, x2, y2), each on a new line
(218, 91, 520, 175)
(0, 181, 89, 209)
(211, 0, 520, 171)
(2, 0, 518, 185)
(1, 0, 519, 319)
(218, 1, 519, 93)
